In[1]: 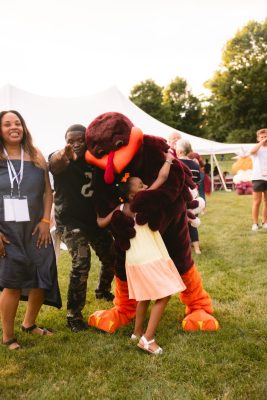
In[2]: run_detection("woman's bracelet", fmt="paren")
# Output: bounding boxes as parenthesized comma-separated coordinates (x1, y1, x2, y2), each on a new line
(41, 218, 51, 225)
(165, 159, 173, 164)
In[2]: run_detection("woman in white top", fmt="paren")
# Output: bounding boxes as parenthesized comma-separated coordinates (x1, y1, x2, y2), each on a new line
(249, 128, 267, 231)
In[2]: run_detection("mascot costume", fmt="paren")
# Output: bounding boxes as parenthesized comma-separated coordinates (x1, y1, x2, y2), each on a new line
(85, 112, 219, 333)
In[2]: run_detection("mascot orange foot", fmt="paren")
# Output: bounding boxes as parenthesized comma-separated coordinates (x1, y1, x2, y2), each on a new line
(180, 264, 220, 331)
(89, 265, 219, 333)
(88, 277, 137, 333)
(182, 310, 219, 331)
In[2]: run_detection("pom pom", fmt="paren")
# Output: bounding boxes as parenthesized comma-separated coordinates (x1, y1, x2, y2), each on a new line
(190, 188, 198, 199)
(190, 217, 201, 228)
(188, 196, 206, 215)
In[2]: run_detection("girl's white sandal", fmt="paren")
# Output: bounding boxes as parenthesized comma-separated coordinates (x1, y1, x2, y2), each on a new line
(137, 335, 163, 355)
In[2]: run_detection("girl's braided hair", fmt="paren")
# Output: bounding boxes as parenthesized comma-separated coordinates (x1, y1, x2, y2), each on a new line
(116, 172, 132, 203)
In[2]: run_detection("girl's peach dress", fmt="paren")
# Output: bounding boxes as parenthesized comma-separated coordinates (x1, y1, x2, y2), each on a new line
(125, 223, 186, 301)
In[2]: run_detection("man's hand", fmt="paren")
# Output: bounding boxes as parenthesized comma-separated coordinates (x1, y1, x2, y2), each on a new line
(61, 144, 77, 162)
(49, 144, 78, 174)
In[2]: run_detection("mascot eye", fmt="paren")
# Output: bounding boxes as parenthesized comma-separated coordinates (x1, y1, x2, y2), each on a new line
(97, 149, 105, 157)
(115, 140, 124, 150)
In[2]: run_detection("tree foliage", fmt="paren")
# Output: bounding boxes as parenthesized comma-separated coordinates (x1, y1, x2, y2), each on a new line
(129, 79, 166, 122)
(128, 20, 267, 143)
(163, 77, 205, 136)
(129, 77, 205, 136)
(204, 19, 267, 142)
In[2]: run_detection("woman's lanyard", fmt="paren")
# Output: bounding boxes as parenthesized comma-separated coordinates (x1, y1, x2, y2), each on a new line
(4, 146, 24, 198)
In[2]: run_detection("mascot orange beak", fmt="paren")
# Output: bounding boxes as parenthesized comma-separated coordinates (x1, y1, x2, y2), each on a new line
(85, 127, 144, 184)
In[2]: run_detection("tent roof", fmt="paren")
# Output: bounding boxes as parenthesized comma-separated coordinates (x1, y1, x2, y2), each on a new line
(0, 84, 252, 156)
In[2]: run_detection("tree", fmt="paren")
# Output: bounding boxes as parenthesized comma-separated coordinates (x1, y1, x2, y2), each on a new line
(205, 19, 267, 142)
(163, 77, 205, 136)
(129, 79, 169, 122)
(129, 78, 204, 131)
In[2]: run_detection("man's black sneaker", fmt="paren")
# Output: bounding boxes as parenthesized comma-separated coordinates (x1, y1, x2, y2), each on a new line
(95, 291, 115, 301)
(67, 317, 88, 333)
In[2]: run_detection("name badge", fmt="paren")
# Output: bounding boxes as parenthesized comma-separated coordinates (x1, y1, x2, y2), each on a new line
(3, 196, 30, 222)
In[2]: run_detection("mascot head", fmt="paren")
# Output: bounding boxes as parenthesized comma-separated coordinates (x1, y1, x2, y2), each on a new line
(85, 112, 144, 184)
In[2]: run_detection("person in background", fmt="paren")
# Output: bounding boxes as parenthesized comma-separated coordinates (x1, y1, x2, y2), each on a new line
(249, 128, 267, 232)
(213, 166, 219, 177)
(167, 131, 181, 158)
(0, 110, 61, 350)
(204, 158, 211, 176)
(188, 152, 205, 202)
(49, 124, 115, 332)
(176, 139, 202, 255)
(176, 140, 200, 182)
(203, 159, 212, 197)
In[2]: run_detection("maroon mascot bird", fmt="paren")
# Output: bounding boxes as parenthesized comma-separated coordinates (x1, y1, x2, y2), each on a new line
(85, 112, 219, 332)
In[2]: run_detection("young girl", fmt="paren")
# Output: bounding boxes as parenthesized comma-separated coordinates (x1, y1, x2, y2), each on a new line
(97, 154, 186, 355)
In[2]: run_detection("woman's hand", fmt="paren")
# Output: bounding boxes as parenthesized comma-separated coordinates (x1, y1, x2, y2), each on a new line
(32, 222, 51, 248)
(0, 232, 10, 257)
(165, 153, 175, 163)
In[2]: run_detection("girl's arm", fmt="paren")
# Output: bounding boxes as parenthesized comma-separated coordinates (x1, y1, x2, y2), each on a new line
(97, 206, 120, 228)
(148, 153, 174, 191)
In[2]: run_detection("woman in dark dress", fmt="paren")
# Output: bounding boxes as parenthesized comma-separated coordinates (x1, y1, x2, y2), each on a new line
(0, 110, 61, 350)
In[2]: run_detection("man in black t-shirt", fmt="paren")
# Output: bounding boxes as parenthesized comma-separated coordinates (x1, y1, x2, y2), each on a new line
(49, 125, 115, 332)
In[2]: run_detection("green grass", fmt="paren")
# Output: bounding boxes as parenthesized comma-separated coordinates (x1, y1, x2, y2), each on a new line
(1, 192, 267, 400)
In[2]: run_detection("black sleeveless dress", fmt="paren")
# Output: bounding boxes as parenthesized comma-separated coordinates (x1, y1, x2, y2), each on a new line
(0, 160, 61, 308)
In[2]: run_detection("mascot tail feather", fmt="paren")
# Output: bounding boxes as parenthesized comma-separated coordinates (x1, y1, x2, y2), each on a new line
(180, 264, 220, 331)
(88, 277, 137, 333)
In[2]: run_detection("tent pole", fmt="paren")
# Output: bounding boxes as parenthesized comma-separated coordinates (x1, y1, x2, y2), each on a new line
(213, 154, 231, 192)
(210, 154, 214, 192)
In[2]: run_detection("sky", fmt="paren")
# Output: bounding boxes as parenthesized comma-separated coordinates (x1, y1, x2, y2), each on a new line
(0, 0, 266, 98)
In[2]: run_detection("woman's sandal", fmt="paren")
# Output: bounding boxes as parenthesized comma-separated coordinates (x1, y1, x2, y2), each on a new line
(21, 324, 53, 336)
(2, 337, 21, 350)
(137, 335, 163, 355)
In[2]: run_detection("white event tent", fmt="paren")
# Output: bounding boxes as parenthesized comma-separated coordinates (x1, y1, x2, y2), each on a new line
(0, 84, 252, 190)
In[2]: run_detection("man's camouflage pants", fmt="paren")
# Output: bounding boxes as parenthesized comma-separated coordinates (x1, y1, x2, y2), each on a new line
(61, 226, 115, 318)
